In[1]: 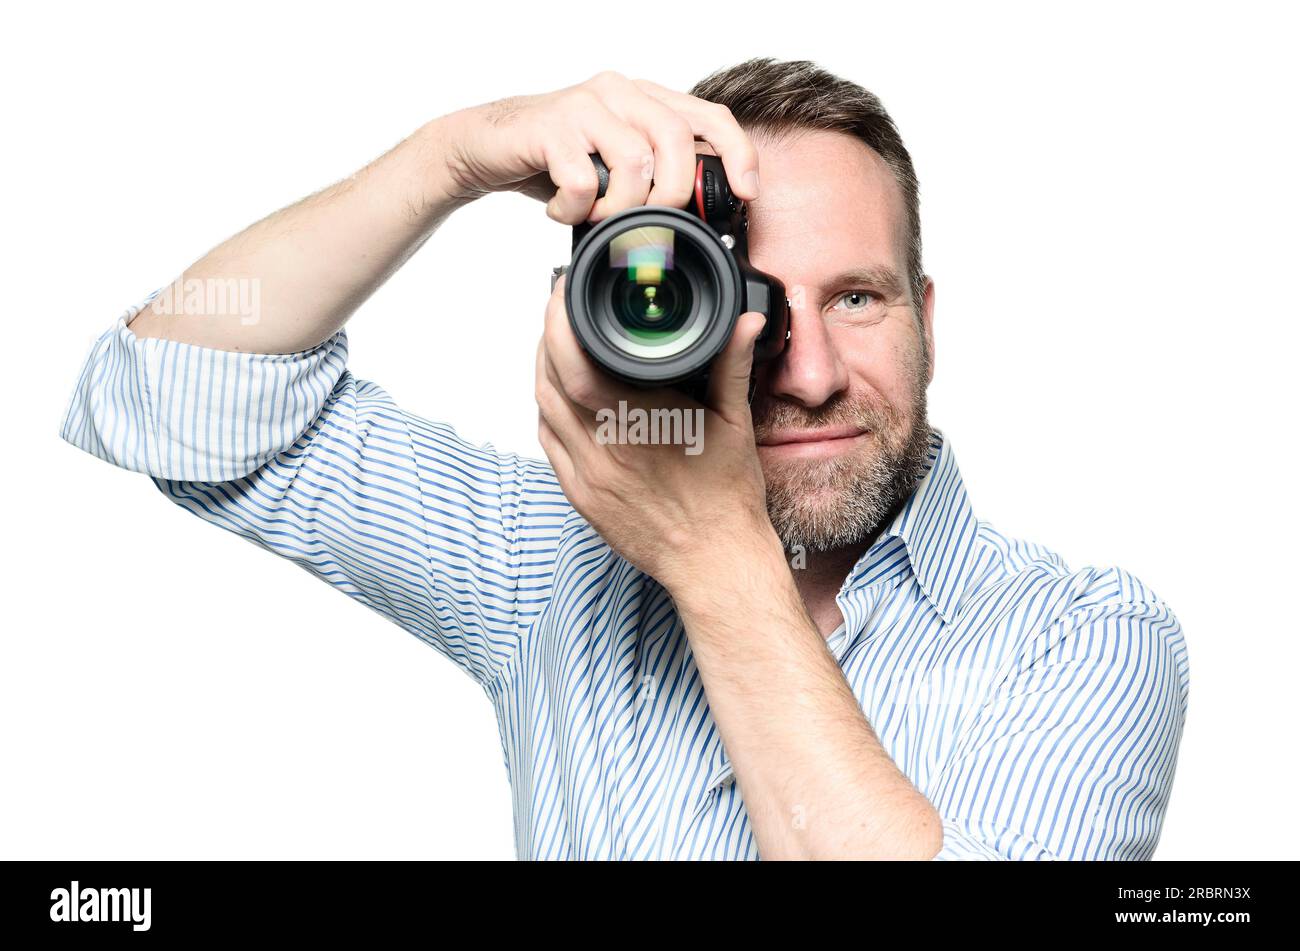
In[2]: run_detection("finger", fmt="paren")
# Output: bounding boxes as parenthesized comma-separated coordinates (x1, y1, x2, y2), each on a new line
(542, 137, 603, 225)
(534, 334, 595, 457)
(541, 340, 596, 425)
(546, 272, 702, 421)
(632, 79, 761, 201)
(587, 78, 698, 210)
(543, 275, 644, 413)
(512, 169, 562, 204)
(707, 311, 767, 424)
(537, 412, 580, 501)
(578, 102, 656, 222)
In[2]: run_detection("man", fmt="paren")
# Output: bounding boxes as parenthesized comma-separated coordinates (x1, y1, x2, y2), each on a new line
(61, 58, 1189, 860)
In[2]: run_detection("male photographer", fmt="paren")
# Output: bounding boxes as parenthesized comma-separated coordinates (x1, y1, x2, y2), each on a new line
(62, 58, 1188, 860)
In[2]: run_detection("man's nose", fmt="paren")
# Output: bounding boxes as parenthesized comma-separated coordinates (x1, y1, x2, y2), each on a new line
(764, 298, 850, 408)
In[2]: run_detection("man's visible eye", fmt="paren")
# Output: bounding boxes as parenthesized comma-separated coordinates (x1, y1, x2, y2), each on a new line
(833, 290, 879, 312)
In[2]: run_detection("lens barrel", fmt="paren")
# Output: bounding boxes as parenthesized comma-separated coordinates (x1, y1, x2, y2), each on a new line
(566, 206, 744, 386)
(559, 153, 789, 392)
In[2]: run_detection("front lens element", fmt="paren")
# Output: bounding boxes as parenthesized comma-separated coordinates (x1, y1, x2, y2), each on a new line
(567, 206, 741, 385)
(602, 226, 700, 356)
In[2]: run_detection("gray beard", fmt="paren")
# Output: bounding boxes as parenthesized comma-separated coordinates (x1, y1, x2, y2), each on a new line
(757, 386, 934, 556)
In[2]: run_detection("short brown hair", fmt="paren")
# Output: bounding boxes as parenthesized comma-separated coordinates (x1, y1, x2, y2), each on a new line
(689, 58, 926, 326)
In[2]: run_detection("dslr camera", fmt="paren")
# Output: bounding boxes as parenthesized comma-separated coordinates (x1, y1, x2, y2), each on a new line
(552, 154, 790, 401)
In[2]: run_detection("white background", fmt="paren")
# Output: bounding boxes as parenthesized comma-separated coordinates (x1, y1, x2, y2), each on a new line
(3, 0, 1296, 860)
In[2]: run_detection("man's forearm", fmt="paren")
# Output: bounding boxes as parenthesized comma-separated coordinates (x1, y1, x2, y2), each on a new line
(669, 528, 943, 860)
(128, 111, 475, 354)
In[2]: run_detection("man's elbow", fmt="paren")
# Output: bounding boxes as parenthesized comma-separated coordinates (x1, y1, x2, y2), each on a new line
(901, 802, 944, 860)
(864, 798, 944, 860)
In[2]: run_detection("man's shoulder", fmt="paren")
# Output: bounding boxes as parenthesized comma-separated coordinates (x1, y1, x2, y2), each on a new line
(956, 520, 1187, 682)
(964, 518, 1176, 610)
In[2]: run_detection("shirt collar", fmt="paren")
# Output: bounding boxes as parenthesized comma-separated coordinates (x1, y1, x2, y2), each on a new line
(702, 425, 979, 793)
(844, 424, 979, 627)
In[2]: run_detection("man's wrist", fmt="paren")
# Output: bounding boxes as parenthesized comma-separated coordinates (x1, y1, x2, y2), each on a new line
(659, 518, 795, 622)
(408, 111, 483, 216)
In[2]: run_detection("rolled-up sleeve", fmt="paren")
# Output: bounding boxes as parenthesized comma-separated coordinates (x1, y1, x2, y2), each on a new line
(60, 296, 570, 687)
(61, 296, 348, 483)
(933, 818, 1055, 861)
(929, 594, 1190, 861)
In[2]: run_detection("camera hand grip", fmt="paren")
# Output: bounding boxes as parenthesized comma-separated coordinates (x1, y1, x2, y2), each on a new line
(588, 154, 611, 200)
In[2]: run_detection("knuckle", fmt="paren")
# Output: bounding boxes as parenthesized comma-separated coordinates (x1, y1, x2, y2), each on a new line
(663, 117, 695, 151)
(571, 87, 601, 110)
(557, 169, 597, 196)
(709, 100, 736, 122)
(550, 156, 597, 195)
(591, 69, 625, 88)
(542, 307, 563, 341)
(670, 114, 702, 142)
(565, 178, 598, 203)
(612, 144, 652, 171)
(566, 375, 597, 408)
(537, 382, 566, 420)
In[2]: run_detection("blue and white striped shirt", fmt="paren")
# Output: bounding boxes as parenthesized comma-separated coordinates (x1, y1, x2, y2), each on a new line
(61, 297, 1190, 860)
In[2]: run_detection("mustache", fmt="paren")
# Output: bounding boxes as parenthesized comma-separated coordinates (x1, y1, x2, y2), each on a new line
(751, 393, 891, 440)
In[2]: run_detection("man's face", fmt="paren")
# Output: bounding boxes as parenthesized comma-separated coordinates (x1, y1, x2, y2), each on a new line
(742, 129, 937, 554)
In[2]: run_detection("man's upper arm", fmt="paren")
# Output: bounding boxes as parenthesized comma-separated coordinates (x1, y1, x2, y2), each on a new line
(61, 299, 571, 686)
(928, 583, 1190, 860)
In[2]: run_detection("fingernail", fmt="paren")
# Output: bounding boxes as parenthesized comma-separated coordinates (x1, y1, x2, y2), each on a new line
(742, 170, 759, 197)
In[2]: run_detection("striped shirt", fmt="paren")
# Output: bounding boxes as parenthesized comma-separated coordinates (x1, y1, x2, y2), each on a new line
(61, 296, 1190, 860)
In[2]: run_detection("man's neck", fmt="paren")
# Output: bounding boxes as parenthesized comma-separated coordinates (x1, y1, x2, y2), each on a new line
(790, 491, 915, 639)
(786, 495, 910, 639)
(789, 542, 871, 639)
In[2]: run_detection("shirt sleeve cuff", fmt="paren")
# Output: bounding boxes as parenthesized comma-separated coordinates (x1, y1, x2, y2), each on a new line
(932, 818, 1058, 861)
(60, 294, 349, 483)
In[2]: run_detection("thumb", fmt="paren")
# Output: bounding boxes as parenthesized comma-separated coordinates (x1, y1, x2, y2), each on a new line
(707, 311, 767, 423)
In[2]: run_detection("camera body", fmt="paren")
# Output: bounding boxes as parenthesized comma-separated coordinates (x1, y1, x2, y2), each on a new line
(552, 154, 789, 401)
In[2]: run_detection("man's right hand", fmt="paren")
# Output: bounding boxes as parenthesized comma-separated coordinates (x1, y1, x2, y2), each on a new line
(440, 70, 761, 224)
(126, 71, 759, 355)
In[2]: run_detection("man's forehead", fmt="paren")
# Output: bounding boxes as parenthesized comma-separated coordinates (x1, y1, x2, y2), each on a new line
(694, 129, 897, 206)
(754, 132, 906, 284)
(699, 130, 907, 284)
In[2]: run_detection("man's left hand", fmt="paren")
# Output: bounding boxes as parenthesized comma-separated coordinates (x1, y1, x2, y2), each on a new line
(534, 273, 777, 592)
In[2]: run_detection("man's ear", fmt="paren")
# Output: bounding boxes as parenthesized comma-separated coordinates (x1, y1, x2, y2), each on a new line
(920, 276, 936, 385)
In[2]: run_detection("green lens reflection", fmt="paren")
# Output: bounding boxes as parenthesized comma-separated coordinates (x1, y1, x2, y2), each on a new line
(608, 226, 693, 346)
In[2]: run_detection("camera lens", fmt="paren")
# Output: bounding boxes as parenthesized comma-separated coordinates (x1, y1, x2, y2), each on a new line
(602, 226, 698, 357)
(613, 257, 689, 339)
(567, 208, 742, 385)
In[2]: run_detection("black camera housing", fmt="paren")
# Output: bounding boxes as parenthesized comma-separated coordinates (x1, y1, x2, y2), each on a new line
(552, 154, 789, 401)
